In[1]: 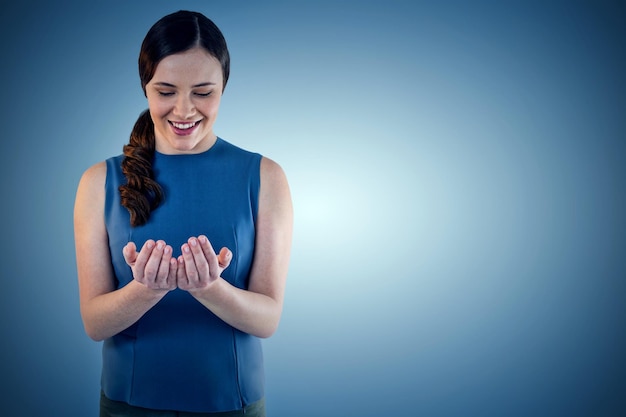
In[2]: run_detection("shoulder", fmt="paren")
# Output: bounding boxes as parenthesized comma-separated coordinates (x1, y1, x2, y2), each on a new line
(78, 161, 107, 190)
(75, 161, 108, 229)
(260, 157, 286, 182)
(77, 155, 126, 192)
(259, 156, 292, 212)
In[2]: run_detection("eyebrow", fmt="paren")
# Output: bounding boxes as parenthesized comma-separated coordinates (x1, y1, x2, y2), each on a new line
(153, 82, 216, 88)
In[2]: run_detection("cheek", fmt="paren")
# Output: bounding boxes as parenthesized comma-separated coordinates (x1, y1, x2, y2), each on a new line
(147, 97, 171, 119)
(197, 94, 221, 113)
(204, 97, 222, 116)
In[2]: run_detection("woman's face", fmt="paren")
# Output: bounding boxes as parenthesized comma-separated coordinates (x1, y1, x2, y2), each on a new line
(145, 47, 224, 154)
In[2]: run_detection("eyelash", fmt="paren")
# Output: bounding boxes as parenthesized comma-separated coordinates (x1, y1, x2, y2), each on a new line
(157, 92, 212, 97)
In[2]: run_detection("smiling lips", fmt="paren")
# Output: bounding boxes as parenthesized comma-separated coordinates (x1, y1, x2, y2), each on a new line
(170, 120, 199, 129)
(169, 120, 201, 135)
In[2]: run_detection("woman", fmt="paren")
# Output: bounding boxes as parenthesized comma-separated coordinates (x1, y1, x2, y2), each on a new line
(74, 10, 292, 416)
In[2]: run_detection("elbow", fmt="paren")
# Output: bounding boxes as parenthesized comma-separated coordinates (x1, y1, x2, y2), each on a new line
(81, 307, 100, 341)
(255, 316, 281, 339)
(82, 314, 109, 342)
(81, 304, 113, 341)
(84, 323, 107, 342)
(256, 328, 276, 339)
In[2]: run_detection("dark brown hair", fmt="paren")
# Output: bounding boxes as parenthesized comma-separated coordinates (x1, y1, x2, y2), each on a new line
(119, 10, 230, 226)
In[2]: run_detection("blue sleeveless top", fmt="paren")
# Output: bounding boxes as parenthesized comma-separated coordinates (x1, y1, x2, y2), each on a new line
(103, 138, 264, 413)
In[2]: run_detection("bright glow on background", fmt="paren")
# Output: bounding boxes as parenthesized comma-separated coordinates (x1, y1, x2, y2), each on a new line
(1, 1, 625, 416)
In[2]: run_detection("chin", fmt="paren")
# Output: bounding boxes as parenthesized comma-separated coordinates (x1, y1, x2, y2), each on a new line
(172, 141, 201, 152)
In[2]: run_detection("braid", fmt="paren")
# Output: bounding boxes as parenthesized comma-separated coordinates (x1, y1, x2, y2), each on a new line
(119, 109, 164, 227)
(119, 10, 229, 226)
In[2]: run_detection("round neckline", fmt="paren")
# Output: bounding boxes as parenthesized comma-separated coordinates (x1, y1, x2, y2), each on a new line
(154, 137, 222, 158)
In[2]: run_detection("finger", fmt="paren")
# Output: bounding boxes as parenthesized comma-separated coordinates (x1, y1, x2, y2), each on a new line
(132, 240, 156, 281)
(168, 256, 178, 289)
(122, 242, 138, 266)
(143, 240, 165, 283)
(136, 239, 156, 264)
(217, 247, 232, 269)
(198, 235, 219, 280)
(154, 244, 173, 288)
(177, 255, 189, 289)
(189, 237, 211, 283)
(181, 243, 200, 285)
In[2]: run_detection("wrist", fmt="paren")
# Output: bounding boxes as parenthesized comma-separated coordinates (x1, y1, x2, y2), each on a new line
(187, 276, 227, 301)
(129, 279, 171, 299)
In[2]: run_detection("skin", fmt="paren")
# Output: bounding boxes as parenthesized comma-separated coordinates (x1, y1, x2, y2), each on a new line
(74, 47, 293, 341)
(145, 47, 223, 155)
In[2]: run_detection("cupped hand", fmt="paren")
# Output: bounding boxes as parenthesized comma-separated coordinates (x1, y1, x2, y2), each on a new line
(177, 235, 232, 292)
(123, 239, 178, 291)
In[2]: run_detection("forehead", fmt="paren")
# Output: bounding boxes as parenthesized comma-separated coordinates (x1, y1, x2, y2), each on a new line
(152, 47, 222, 85)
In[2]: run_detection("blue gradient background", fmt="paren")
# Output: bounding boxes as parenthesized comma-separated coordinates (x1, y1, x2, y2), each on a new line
(1, 1, 625, 416)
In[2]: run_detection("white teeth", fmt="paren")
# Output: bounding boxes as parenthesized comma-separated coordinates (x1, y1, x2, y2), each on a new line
(172, 121, 196, 129)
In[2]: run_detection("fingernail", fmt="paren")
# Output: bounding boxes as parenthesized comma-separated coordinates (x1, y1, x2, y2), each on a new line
(190, 238, 198, 247)
(157, 241, 164, 250)
(183, 244, 190, 253)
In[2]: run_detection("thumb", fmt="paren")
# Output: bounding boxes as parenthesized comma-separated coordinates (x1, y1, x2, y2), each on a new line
(123, 242, 138, 266)
(217, 247, 232, 269)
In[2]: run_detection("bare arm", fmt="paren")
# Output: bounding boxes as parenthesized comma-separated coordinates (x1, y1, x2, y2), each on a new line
(74, 162, 177, 341)
(178, 157, 293, 338)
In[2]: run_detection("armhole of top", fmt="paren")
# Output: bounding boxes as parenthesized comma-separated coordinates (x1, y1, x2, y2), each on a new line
(251, 154, 262, 225)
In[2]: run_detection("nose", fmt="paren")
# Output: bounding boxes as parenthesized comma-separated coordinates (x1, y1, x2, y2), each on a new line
(173, 94, 196, 119)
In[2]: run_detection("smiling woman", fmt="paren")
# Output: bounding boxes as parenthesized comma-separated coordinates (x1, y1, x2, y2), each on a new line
(73, 10, 292, 417)
(146, 49, 223, 154)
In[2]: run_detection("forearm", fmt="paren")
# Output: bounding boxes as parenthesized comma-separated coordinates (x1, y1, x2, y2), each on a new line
(81, 280, 168, 341)
(189, 278, 282, 338)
